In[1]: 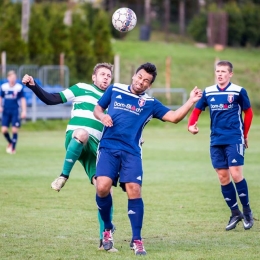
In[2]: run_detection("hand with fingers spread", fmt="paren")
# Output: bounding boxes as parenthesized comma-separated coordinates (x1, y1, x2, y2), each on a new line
(100, 114, 113, 127)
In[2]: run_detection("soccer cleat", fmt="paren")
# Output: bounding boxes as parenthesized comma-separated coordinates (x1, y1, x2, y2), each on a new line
(98, 239, 118, 252)
(243, 212, 254, 230)
(131, 240, 147, 255)
(226, 212, 244, 231)
(51, 176, 68, 192)
(102, 225, 115, 251)
(6, 144, 12, 154)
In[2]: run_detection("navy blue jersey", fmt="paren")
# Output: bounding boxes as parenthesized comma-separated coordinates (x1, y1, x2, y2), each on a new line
(195, 82, 251, 146)
(0, 82, 25, 110)
(98, 83, 170, 156)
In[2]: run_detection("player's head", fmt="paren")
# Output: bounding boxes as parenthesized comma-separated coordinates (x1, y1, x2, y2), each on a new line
(7, 70, 17, 86)
(92, 63, 114, 91)
(215, 60, 233, 87)
(216, 60, 233, 72)
(131, 62, 157, 94)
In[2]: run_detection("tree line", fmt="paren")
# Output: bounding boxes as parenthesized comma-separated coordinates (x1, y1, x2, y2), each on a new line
(0, 1, 114, 84)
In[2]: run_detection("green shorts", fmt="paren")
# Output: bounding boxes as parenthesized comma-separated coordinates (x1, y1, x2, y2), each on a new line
(65, 130, 98, 183)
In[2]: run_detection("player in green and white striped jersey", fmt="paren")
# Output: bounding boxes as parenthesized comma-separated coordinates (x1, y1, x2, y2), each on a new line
(22, 63, 118, 252)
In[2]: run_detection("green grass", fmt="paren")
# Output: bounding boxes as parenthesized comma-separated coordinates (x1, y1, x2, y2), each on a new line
(1, 115, 260, 259)
(112, 38, 260, 112)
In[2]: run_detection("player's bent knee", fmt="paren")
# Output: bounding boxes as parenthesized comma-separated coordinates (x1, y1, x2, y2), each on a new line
(96, 178, 112, 197)
(125, 183, 142, 198)
(73, 129, 89, 144)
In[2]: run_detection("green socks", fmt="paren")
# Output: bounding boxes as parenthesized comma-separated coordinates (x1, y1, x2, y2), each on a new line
(62, 138, 83, 177)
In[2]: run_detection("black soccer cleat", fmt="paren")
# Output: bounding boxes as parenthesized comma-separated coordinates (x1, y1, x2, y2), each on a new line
(243, 212, 254, 230)
(226, 212, 243, 231)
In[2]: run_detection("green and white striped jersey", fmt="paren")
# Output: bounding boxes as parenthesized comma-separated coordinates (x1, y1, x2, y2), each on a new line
(59, 83, 105, 144)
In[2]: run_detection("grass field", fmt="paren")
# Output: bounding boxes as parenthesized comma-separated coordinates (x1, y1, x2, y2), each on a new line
(1, 115, 260, 260)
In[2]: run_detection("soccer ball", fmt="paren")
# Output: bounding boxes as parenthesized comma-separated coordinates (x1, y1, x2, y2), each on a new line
(112, 7, 137, 33)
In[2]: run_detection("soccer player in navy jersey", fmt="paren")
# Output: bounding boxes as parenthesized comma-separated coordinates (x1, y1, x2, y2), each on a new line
(0, 70, 27, 154)
(188, 60, 254, 231)
(93, 62, 202, 255)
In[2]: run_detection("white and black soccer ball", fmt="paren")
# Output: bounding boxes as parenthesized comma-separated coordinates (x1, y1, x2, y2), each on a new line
(112, 7, 137, 33)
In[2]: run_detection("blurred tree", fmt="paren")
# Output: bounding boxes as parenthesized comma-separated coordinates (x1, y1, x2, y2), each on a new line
(187, 11, 207, 43)
(144, 0, 151, 26)
(223, 1, 245, 46)
(48, 3, 76, 75)
(92, 9, 114, 63)
(164, 0, 170, 41)
(28, 3, 54, 65)
(240, 2, 260, 46)
(179, 0, 186, 35)
(70, 9, 97, 82)
(0, 1, 28, 64)
(21, 0, 31, 42)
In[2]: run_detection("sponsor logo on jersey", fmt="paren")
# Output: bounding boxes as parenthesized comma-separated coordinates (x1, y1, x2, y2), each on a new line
(5, 92, 17, 99)
(210, 97, 215, 102)
(210, 103, 233, 110)
(227, 94, 234, 103)
(116, 95, 122, 99)
(138, 98, 146, 107)
(114, 101, 143, 114)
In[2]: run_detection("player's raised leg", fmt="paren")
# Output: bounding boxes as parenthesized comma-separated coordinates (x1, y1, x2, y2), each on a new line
(51, 129, 88, 191)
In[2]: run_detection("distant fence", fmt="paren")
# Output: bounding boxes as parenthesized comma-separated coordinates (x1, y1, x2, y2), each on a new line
(0, 64, 70, 89)
(0, 64, 71, 122)
(147, 88, 187, 110)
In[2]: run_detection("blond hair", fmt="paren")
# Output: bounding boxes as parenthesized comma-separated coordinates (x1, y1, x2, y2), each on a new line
(7, 70, 16, 77)
(93, 63, 114, 75)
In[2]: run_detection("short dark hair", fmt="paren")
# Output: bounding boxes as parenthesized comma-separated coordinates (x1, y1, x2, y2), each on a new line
(136, 62, 157, 83)
(216, 60, 233, 72)
(93, 63, 114, 75)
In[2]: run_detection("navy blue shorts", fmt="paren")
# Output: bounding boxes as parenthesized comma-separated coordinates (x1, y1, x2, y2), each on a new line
(1, 109, 20, 127)
(95, 147, 143, 191)
(210, 144, 245, 169)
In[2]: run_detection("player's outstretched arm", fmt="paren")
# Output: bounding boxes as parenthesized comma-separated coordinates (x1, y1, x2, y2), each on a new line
(94, 104, 113, 127)
(162, 86, 202, 124)
(22, 74, 63, 105)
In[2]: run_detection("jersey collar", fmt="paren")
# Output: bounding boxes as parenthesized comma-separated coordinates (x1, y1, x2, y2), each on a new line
(217, 82, 231, 91)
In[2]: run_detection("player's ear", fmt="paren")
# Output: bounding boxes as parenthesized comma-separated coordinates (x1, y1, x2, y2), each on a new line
(132, 73, 136, 81)
(92, 74, 96, 82)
